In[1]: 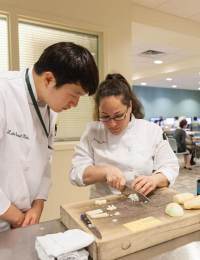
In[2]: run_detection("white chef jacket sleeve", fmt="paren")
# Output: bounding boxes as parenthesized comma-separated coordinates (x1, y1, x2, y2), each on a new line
(34, 114, 56, 200)
(153, 127, 179, 187)
(0, 91, 11, 215)
(69, 123, 94, 186)
(0, 90, 5, 140)
(35, 161, 52, 200)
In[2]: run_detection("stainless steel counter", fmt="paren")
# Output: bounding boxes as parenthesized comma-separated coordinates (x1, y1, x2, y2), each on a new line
(0, 219, 200, 260)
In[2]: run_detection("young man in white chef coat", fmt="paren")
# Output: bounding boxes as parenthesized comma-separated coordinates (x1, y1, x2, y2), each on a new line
(0, 42, 99, 232)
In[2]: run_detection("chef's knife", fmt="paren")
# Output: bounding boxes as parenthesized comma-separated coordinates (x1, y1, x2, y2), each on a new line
(122, 185, 151, 203)
(80, 213, 102, 239)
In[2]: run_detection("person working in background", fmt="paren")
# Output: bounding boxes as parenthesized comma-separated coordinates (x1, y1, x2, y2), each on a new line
(174, 119, 192, 170)
(186, 134, 196, 166)
(0, 42, 99, 232)
(70, 73, 179, 198)
(191, 116, 200, 131)
(174, 116, 179, 128)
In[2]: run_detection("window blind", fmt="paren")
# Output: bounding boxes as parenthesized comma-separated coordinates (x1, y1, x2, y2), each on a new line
(18, 21, 98, 140)
(0, 16, 9, 71)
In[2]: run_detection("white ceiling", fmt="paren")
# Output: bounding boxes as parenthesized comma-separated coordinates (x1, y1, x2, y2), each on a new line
(131, 0, 200, 23)
(130, 0, 200, 90)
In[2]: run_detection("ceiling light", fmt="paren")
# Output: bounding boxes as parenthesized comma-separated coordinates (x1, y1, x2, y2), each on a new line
(141, 82, 147, 86)
(154, 60, 163, 64)
(132, 75, 141, 81)
(172, 85, 177, 88)
(198, 87, 200, 90)
(166, 78, 172, 81)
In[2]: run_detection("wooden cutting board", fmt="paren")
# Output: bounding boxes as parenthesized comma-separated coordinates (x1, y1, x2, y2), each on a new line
(60, 188, 200, 260)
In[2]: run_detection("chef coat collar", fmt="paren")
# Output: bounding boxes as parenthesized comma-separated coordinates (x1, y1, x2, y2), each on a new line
(127, 115, 135, 130)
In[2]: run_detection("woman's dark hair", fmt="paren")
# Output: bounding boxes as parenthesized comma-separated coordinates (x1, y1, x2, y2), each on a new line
(179, 119, 188, 128)
(94, 73, 144, 119)
(34, 42, 99, 95)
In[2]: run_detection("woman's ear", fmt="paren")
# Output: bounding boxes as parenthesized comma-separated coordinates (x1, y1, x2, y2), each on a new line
(129, 101, 132, 111)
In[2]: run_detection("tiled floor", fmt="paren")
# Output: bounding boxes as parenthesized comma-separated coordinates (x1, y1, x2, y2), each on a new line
(173, 159, 200, 194)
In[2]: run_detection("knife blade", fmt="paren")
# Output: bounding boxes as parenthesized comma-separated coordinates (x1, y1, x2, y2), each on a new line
(122, 185, 151, 203)
(80, 213, 102, 239)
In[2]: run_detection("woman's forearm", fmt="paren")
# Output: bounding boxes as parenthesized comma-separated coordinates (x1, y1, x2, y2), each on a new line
(153, 173, 169, 188)
(83, 165, 107, 185)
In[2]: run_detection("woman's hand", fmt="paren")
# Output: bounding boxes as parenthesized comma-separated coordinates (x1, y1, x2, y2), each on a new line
(104, 165, 126, 191)
(22, 199, 44, 227)
(131, 173, 169, 196)
(131, 175, 158, 196)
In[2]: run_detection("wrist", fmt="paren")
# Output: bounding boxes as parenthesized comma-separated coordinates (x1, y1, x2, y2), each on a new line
(102, 165, 109, 181)
(153, 173, 168, 188)
(2, 204, 24, 226)
(32, 199, 44, 211)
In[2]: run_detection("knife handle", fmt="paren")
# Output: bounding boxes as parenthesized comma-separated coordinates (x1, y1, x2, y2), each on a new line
(80, 213, 93, 227)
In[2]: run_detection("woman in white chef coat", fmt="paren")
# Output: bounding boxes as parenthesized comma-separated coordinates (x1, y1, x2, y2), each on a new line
(70, 73, 179, 198)
(0, 42, 99, 231)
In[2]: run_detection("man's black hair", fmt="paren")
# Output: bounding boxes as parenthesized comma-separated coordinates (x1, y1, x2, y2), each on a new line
(34, 42, 99, 95)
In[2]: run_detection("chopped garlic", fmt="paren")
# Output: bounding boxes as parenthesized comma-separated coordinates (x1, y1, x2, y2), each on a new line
(94, 199, 107, 205)
(114, 211, 120, 216)
(112, 219, 118, 223)
(90, 212, 109, 219)
(128, 193, 139, 202)
(86, 209, 103, 217)
(107, 204, 117, 211)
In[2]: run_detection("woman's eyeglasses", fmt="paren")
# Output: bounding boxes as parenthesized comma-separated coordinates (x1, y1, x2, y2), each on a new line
(99, 108, 128, 122)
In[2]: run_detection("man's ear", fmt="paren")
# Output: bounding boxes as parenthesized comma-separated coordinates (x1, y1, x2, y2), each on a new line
(43, 71, 56, 88)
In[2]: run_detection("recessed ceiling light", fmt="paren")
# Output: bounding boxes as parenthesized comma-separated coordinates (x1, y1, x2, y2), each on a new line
(198, 87, 200, 90)
(154, 60, 163, 64)
(132, 75, 140, 81)
(172, 85, 177, 88)
(141, 82, 147, 86)
(166, 78, 172, 81)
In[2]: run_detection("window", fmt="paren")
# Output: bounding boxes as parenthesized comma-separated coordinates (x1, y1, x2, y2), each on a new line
(0, 15, 9, 70)
(18, 21, 98, 141)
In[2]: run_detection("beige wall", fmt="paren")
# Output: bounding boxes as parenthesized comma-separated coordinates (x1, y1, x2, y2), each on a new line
(41, 142, 90, 221)
(0, 0, 133, 81)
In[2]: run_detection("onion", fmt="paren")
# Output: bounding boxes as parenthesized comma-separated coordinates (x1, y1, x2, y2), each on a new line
(165, 203, 184, 217)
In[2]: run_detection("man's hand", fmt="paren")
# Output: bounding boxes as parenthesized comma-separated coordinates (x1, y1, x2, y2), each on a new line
(22, 199, 44, 227)
(104, 165, 126, 191)
(131, 175, 158, 196)
(0, 204, 25, 228)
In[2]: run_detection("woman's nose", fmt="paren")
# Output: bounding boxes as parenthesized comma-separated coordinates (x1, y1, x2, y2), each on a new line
(108, 119, 117, 126)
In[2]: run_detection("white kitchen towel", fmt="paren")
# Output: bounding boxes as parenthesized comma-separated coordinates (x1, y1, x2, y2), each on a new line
(35, 229, 94, 259)
(36, 240, 89, 260)
(57, 249, 89, 260)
